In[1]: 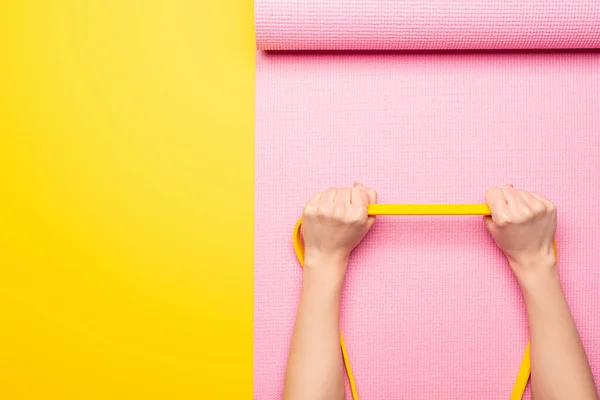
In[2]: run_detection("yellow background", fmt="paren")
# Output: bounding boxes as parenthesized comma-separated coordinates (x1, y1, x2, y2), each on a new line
(0, 1, 253, 398)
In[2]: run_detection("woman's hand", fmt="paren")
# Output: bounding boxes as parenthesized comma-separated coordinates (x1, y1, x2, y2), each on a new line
(484, 185, 557, 288)
(284, 183, 377, 400)
(301, 183, 377, 281)
(485, 186, 599, 399)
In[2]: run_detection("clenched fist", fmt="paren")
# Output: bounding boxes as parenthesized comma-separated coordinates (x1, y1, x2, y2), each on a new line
(484, 185, 557, 287)
(301, 183, 377, 280)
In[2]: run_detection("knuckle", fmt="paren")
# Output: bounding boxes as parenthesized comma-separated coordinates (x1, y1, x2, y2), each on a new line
(316, 205, 329, 218)
(494, 212, 511, 226)
(332, 204, 346, 219)
(358, 212, 368, 224)
(531, 202, 546, 214)
(350, 210, 367, 224)
(344, 214, 356, 224)
(519, 204, 533, 218)
(303, 203, 318, 217)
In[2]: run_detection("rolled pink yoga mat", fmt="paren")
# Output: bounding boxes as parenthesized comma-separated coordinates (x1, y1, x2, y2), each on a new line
(256, 0, 600, 50)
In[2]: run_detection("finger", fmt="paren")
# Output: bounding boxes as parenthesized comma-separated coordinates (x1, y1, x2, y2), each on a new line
(319, 187, 337, 204)
(485, 186, 508, 212)
(355, 182, 377, 203)
(302, 191, 323, 222)
(529, 191, 557, 215)
(366, 188, 377, 205)
(353, 182, 376, 204)
(351, 184, 369, 207)
(519, 190, 540, 207)
(305, 191, 322, 206)
(335, 187, 352, 204)
(355, 182, 378, 228)
(502, 186, 522, 207)
(506, 186, 538, 220)
(483, 215, 496, 232)
(529, 191, 553, 206)
(349, 185, 369, 225)
(519, 190, 548, 215)
(365, 188, 378, 225)
(485, 186, 511, 225)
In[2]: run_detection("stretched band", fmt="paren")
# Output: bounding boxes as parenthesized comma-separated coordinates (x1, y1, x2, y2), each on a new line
(293, 204, 544, 400)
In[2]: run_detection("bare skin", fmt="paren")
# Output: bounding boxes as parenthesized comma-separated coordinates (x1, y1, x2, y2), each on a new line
(485, 185, 598, 400)
(283, 184, 598, 400)
(283, 183, 376, 400)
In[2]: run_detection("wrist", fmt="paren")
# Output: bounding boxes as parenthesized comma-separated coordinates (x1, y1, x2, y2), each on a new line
(303, 249, 349, 273)
(302, 268, 344, 297)
(515, 262, 562, 300)
(302, 250, 349, 291)
(509, 252, 557, 282)
(508, 247, 557, 277)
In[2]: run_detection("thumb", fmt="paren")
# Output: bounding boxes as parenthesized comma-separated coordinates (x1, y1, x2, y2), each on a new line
(353, 181, 377, 204)
(355, 183, 377, 202)
(354, 182, 377, 229)
(483, 215, 496, 234)
(366, 188, 377, 205)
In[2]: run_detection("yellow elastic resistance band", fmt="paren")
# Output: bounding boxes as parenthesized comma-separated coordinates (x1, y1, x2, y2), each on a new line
(293, 204, 556, 400)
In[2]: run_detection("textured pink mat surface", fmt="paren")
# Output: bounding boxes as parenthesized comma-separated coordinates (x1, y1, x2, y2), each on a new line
(255, 51, 600, 399)
(255, 2, 600, 398)
(256, 0, 600, 50)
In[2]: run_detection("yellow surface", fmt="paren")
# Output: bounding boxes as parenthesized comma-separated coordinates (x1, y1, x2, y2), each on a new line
(293, 204, 534, 400)
(0, 1, 253, 399)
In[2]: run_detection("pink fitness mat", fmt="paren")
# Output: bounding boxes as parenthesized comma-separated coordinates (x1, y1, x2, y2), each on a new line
(254, 2, 600, 399)
(256, 0, 600, 50)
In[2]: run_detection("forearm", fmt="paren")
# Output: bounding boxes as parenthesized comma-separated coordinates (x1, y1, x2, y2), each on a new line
(283, 265, 346, 400)
(521, 269, 598, 400)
